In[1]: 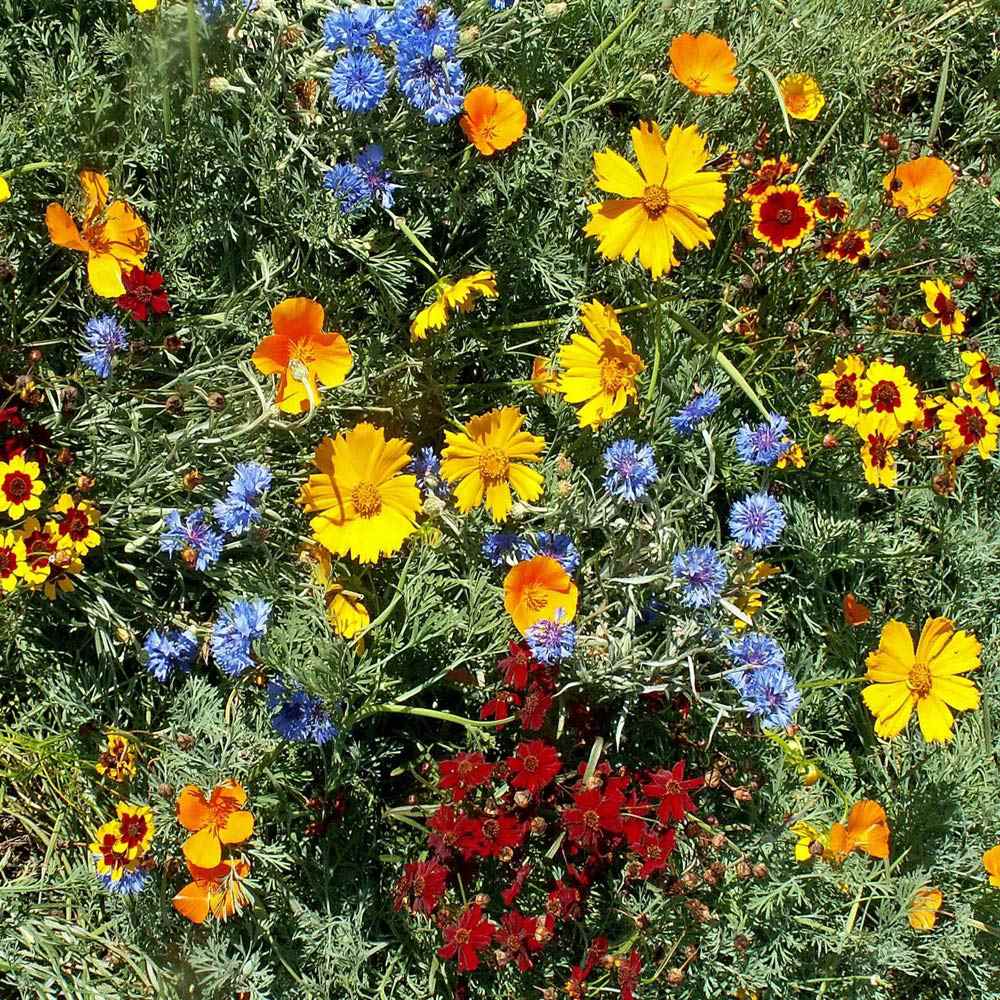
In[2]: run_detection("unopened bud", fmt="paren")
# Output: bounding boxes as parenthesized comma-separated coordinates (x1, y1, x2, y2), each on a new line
(206, 391, 226, 411)
(208, 76, 232, 94)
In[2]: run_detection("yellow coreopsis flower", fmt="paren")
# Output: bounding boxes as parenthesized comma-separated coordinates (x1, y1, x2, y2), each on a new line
(0, 176, 10, 203)
(730, 562, 780, 631)
(779, 73, 825, 120)
(858, 424, 899, 489)
(937, 396, 999, 459)
(584, 121, 726, 279)
(52, 493, 102, 554)
(810, 355, 865, 427)
(97, 733, 137, 782)
(556, 301, 644, 428)
(920, 280, 965, 341)
(0, 529, 26, 592)
(115, 802, 155, 859)
(862, 617, 981, 742)
(961, 351, 999, 407)
(131, 0, 158, 10)
(857, 361, 920, 434)
(440, 407, 545, 522)
(791, 820, 831, 862)
(410, 271, 497, 341)
(0, 453, 45, 519)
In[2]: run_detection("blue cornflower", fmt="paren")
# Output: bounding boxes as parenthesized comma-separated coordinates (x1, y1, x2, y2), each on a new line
(211, 598, 271, 677)
(159, 509, 224, 571)
(733, 665, 801, 729)
(396, 34, 464, 124)
(725, 632, 785, 694)
(198, 0, 225, 20)
(144, 628, 198, 682)
(482, 531, 529, 567)
(526, 613, 576, 664)
(356, 144, 399, 209)
(734, 412, 792, 466)
(409, 446, 450, 499)
(728, 492, 786, 550)
(638, 596, 668, 633)
(602, 439, 659, 501)
(267, 678, 338, 744)
(329, 50, 388, 112)
(525, 531, 580, 573)
(386, 0, 459, 51)
(324, 163, 371, 214)
(671, 390, 721, 436)
(323, 4, 390, 50)
(489, 0, 516, 9)
(672, 546, 728, 609)
(81, 315, 128, 379)
(96, 867, 148, 895)
(213, 462, 272, 537)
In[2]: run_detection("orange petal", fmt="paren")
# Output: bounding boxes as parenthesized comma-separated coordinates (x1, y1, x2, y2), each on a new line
(218, 808, 254, 846)
(213, 779, 248, 808)
(182, 826, 223, 868)
(272, 297, 324, 341)
(252, 332, 291, 374)
(463, 85, 498, 123)
(173, 880, 211, 924)
(176, 785, 213, 831)
(79, 170, 109, 218)
(842, 593, 871, 627)
(45, 204, 86, 251)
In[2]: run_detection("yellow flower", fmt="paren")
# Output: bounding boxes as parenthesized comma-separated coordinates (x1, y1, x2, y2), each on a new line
(17, 517, 59, 586)
(779, 74, 825, 121)
(299, 423, 421, 564)
(862, 617, 981, 742)
(115, 802, 155, 859)
(440, 407, 545, 522)
(410, 272, 497, 341)
(0, 176, 9, 203)
(857, 361, 920, 434)
(937, 396, 999, 459)
(810, 355, 865, 427)
(858, 425, 899, 489)
(730, 562, 780, 632)
(0, 529, 26, 592)
(920, 280, 965, 341)
(584, 121, 726, 279)
(984, 844, 1000, 887)
(961, 351, 999, 407)
(790, 820, 830, 862)
(776, 442, 805, 469)
(908, 887, 942, 930)
(43, 547, 84, 600)
(883, 157, 954, 220)
(131, 0, 158, 10)
(556, 301, 644, 428)
(0, 453, 45, 519)
(326, 584, 370, 639)
(97, 733, 138, 782)
(52, 493, 102, 554)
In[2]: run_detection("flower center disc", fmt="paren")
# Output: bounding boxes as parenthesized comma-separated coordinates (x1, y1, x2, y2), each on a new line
(599, 356, 629, 393)
(776, 208, 793, 225)
(870, 380, 901, 412)
(523, 585, 548, 612)
(642, 185, 671, 219)
(351, 481, 382, 518)
(907, 662, 932, 698)
(478, 447, 510, 485)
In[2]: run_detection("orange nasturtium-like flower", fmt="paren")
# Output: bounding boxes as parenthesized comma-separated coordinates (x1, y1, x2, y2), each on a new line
(883, 157, 954, 220)
(584, 120, 726, 279)
(299, 424, 421, 564)
(410, 272, 498, 341)
(173, 858, 251, 924)
(751, 184, 815, 251)
(908, 887, 943, 930)
(440, 407, 545, 522)
(503, 555, 579, 635)
(842, 593, 871, 627)
(45, 170, 149, 297)
(668, 32, 738, 96)
(460, 86, 527, 156)
(176, 780, 254, 869)
(556, 300, 644, 429)
(252, 297, 353, 413)
(862, 618, 981, 742)
(778, 73, 825, 121)
(829, 800, 890, 860)
(920, 280, 965, 341)
(983, 845, 1000, 887)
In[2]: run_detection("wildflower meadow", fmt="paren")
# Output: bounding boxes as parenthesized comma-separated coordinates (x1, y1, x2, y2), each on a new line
(3, 0, 1000, 997)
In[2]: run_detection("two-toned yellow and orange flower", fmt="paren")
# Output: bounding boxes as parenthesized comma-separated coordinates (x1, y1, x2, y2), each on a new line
(810, 355, 866, 427)
(920, 280, 965, 341)
(503, 554, 578, 635)
(857, 361, 920, 434)
(937, 396, 999, 459)
(884, 157, 955, 219)
(751, 184, 815, 251)
(779, 74, 825, 121)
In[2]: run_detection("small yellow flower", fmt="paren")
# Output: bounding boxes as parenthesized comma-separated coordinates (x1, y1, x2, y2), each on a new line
(96, 733, 138, 782)
(730, 561, 780, 632)
(52, 493, 102, 554)
(857, 361, 920, 434)
(115, 802, 155, 859)
(810, 355, 866, 427)
(0, 454, 45, 520)
(0, 529, 25, 591)
(326, 583, 370, 639)
(43, 547, 84, 600)
(937, 396, 999, 459)
(776, 442, 805, 469)
(410, 272, 497, 341)
(908, 886, 942, 930)
(858, 424, 899, 489)
(779, 73, 825, 121)
(790, 820, 830, 862)
(131, 0, 158, 10)
(16, 517, 59, 586)
(920, 280, 965, 341)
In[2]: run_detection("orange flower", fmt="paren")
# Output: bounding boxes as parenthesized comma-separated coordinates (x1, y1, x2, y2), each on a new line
(460, 86, 527, 156)
(821, 229, 870, 265)
(668, 32, 738, 96)
(908, 887, 942, 930)
(45, 170, 149, 297)
(173, 858, 251, 924)
(252, 297, 352, 413)
(741, 155, 797, 201)
(530, 356, 558, 396)
(503, 555, 578, 635)
(176, 780, 254, 868)
(883, 157, 954, 220)
(829, 800, 890, 860)
(751, 184, 815, 251)
(842, 593, 871, 627)
(779, 73, 825, 120)
(983, 844, 1000, 887)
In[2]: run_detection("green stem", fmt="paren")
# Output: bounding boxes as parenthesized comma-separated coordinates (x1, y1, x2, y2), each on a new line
(799, 675, 867, 690)
(391, 214, 437, 268)
(1, 160, 67, 179)
(187, 0, 200, 95)
(349, 703, 509, 731)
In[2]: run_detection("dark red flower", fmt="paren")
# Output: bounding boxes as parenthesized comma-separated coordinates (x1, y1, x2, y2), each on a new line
(633, 827, 676, 878)
(480, 690, 520, 727)
(581, 937, 609, 978)
(518, 686, 553, 731)
(437, 904, 496, 972)
(493, 910, 543, 972)
(501, 863, 532, 907)
(622, 791, 653, 849)
(642, 761, 703, 824)
(454, 814, 487, 859)
(393, 860, 448, 915)
(562, 786, 625, 850)
(477, 813, 525, 858)
(427, 804, 463, 858)
(117, 267, 170, 322)
(618, 949, 642, 1000)
(506, 740, 561, 795)
(497, 641, 543, 690)
(438, 751, 494, 802)
(546, 879, 582, 921)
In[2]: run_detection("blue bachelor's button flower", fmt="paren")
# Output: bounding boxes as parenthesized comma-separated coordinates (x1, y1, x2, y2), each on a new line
(328, 50, 388, 113)
(728, 492, 786, 550)
(734, 412, 792, 466)
(144, 628, 198, 682)
(267, 678, 338, 744)
(672, 545, 727, 609)
(602, 439, 658, 501)
(671, 389, 721, 436)
(211, 598, 271, 677)
(81, 315, 128, 380)
(159, 509, 224, 571)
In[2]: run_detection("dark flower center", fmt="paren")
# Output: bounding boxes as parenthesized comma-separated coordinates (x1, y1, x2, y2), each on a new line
(957, 408, 986, 443)
(834, 376, 858, 407)
(870, 380, 901, 411)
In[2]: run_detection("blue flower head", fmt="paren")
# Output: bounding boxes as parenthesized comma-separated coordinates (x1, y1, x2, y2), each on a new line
(489, 0, 516, 9)
(324, 163, 371, 214)
(144, 628, 198, 682)
(603, 439, 659, 501)
(159, 509, 224, 571)
(198, 0, 225, 20)
(81, 315, 128, 380)
(725, 632, 785, 694)
(329, 50, 389, 112)
(211, 598, 271, 677)
(729, 492, 786, 551)
(525, 531, 581, 573)
(396, 33, 464, 123)
(96, 866, 148, 895)
(672, 546, 727, 609)
(214, 462, 272, 537)
(526, 612, 576, 664)
(267, 678, 338, 744)
(735, 412, 792, 466)
(732, 665, 801, 729)
(671, 390, 721, 436)
(409, 446, 450, 500)
(356, 144, 399, 209)
(386, 0, 459, 51)
(323, 4, 391, 50)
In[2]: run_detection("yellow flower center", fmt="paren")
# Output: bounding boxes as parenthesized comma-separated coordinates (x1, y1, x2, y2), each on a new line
(642, 184, 671, 219)
(599, 356, 629, 394)
(478, 447, 510, 485)
(907, 662, 932, 698)
(523, 585, 548, 612)
(351, 481, 382, 518)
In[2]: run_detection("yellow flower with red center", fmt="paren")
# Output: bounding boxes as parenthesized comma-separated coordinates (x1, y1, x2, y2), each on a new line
(859, 425, 899, 488)
(90, 820, 134, 884)
(52, 493, 101, 554)
(813, 192, 849, 222)
(908, 887, 943, 930)
(751, 184, 815, 251)
(556, 301, 644, 429)
(920, 280, 965, 341)
(410, 272, 498, 341)
(741, 154, 797, 201)
(883, 157, 954, 220)
(115, 802, 155, 859)
(45, 170, 149, 297)
(810, 355, 866, 427)
(0, 453, 45, 520)
(829, 800, 890, 859)
(530, 356, 558, 395)
(17, 517, 59, 586)
(857, 361, 920, 433)
(299, 424, 421, 564)
(937, 396, 999, 459)
(173, 857, 251, 924)
(668, 32, 738, 96)
(503, 555, 579, 635)
(440, 407, 545, 522)
(862, 617, 980, 742)
(0, 529, 25, 592)
(779, 73, 825, 120)
(984, 845, 1000, 887)
(821, 229, 870, 265)
(584, 120, 726, 279)
(43, 547, 84, 600)
(96, 733, 137, 782)
(961, 351, 999, 406)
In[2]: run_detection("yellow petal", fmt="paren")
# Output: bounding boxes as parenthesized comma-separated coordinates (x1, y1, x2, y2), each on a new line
(593, 150, 645, 198)
(87, 253, 126, 297)
(630, 121, 668, 186)
(931, 673, 980, 713)
(916, 694, 955, 742)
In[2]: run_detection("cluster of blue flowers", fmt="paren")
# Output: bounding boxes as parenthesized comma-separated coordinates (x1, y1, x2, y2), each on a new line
(481, 530, 580, 570)
(159, 509, 225, 571)
(735, 412, 793, 466)
(724, 632, 801, 729)
(672, 546, 728, 609)
(602, 439, 659, 501)
(144, 628, 198, 682)
(671, 389, 721, 436)
(324, 144, 399, 215)
(98, 868, 148, 895)
(211, 598, 271, 677)
(81, 315, 128, 379)
(267, 679, 338, 745)
(213, 462, 272, 536)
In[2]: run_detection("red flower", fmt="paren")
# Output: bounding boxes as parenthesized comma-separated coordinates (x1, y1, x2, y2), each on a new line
(437, 904, 496, 972)
(562, 786, 624, 850)
(518, 686, 553, 731)
(643, 761, 703, 823)
(752, 184, 815, 252)
(454, 814, 487, 859)
(477, 813, 525, 858)
(117, 266, 170, 321)
(618, 949, 642, 1000)
(622, 791, 653, 849)
(438, 751, 494, 802)
(501, 863, 532, 907)
(506, 740, 561, 795)
(546, 879, 582, 921)
(581, 936, 609, 977)
(633, 827, 676, 878)
(493, 910, 543, 972)
(393, 860, 448, 915)
(497, 641, 543, 690)
(427, 804, 463, 858)
(480, 690, 520, 727)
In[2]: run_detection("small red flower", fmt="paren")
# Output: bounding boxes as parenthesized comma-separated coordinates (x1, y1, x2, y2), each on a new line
(752, 184, 815, 251)
(546, 879, 582, 921)
(393, 860, 448, 915)
(454, 814, 487, 859)
(437, 904, 496, 972)
(562, 786, 625, 850)
(501, 863, 532, 907)
(506, 740, 561, 795)
(497, 640, 543, 690)
(427, 804, 463, 858)
(518, 686, 553, 731)
(618, 949, 642, 1000)
(438, 751, 494, 802)
(643, 761, 703, 823)
(493, 910, 543, 972)
(814, 193, 849, 222)
(117, 266, 170, 322)
(633, 827, 676, 878)
(477, 813, 525, 858)
(480, 690, 520, 726)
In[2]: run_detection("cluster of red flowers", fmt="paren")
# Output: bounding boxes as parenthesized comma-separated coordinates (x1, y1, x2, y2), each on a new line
(0, 390, 51, 468)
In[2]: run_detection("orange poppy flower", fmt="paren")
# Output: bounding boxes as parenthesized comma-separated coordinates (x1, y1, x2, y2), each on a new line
(842, 593, 871, 627)
(176, 780, 254, 868)
(668, 32, 738, 96)
(983, 844, 1000, 887)
(173, 858, 251, 924)
(45, 170, 149, 297)
(459, 86, 527, 156)
(752, 184, 815, 251)
(829, 800, 890, 859)
(503, 555, 578, 635)
(883, 157, 954, 220)
(252, 297, 353, 413)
